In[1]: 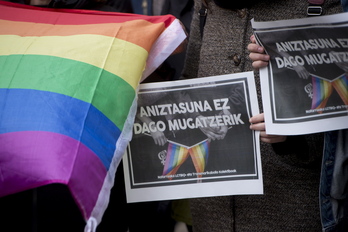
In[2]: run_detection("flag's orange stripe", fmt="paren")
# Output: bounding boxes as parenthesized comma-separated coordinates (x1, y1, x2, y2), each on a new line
(189, 147, 205, 173)
(0, 19, 165, 53)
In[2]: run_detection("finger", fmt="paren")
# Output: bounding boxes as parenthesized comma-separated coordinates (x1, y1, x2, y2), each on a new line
(250, 122, 265, 131)
(247, 43, 265, 54)
(249, 52, 270, 62)
(250, 34, 256, 43)
(260, 135, 287, 143)
(249, 113, 265, 124)
(300, 73, 307, 79)
(153, 138, 160, 145)
(160, 137, 167, 146)
(252, 60, 269, 69)
(300, 71, 309, 79)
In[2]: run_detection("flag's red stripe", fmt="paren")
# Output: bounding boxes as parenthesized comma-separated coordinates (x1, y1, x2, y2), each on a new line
(0, 1, 175, 27)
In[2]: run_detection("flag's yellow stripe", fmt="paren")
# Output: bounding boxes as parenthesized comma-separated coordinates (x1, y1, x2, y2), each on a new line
(0, 34, 148, 89)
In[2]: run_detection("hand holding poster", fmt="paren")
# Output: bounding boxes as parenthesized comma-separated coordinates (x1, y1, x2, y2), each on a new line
(252, 12, 348, 135)
(123, 72, 263, 203)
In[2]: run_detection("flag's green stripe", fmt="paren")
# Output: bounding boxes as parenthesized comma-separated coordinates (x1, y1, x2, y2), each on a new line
(0, 54, 135, 129)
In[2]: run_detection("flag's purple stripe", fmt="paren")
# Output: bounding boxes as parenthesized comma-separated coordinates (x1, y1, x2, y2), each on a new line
(343, 75, 348, 86)
(311, 76, 321, 109)
(162, 144, 172, 175)
(0, 88, 120, 170)
(163, 143, 176, 175)
(0, 131, 106, 219)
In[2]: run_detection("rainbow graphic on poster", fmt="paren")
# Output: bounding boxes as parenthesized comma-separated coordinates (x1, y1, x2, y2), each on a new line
(311, 74, 348, 110)
(163, 139, 210, 179)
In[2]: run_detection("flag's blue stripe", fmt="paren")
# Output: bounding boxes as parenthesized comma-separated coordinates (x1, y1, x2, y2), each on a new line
(202, 140, 209, 163)
(0, 88, 120, 170)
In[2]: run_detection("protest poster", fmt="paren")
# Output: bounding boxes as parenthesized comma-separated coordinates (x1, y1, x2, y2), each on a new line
(122, 72, 262, 203)
(252, 12, 348, 135)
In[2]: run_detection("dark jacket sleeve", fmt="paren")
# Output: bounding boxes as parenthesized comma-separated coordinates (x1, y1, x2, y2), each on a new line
(272, 133, 324, 169)
(213, 0, 254, 9)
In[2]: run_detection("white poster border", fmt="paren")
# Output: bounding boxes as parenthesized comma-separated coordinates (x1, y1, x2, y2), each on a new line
(123, 72, 263, 203)
(253, 13, 348, 135)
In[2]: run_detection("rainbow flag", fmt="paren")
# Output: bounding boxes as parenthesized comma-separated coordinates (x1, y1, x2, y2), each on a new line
(0, 1, 185, 231)
(332, 75, 348, 105)
(311, 74, 348, 110)
(163, 140, 210, 179)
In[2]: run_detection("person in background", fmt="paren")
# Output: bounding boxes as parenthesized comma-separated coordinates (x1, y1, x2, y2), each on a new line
(134, 1, 195, 231)
(249, 35, 348, 232)
(180, 0, 342, 231)
(248, 1, 348, 231)
(142, 0, 194, 82)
